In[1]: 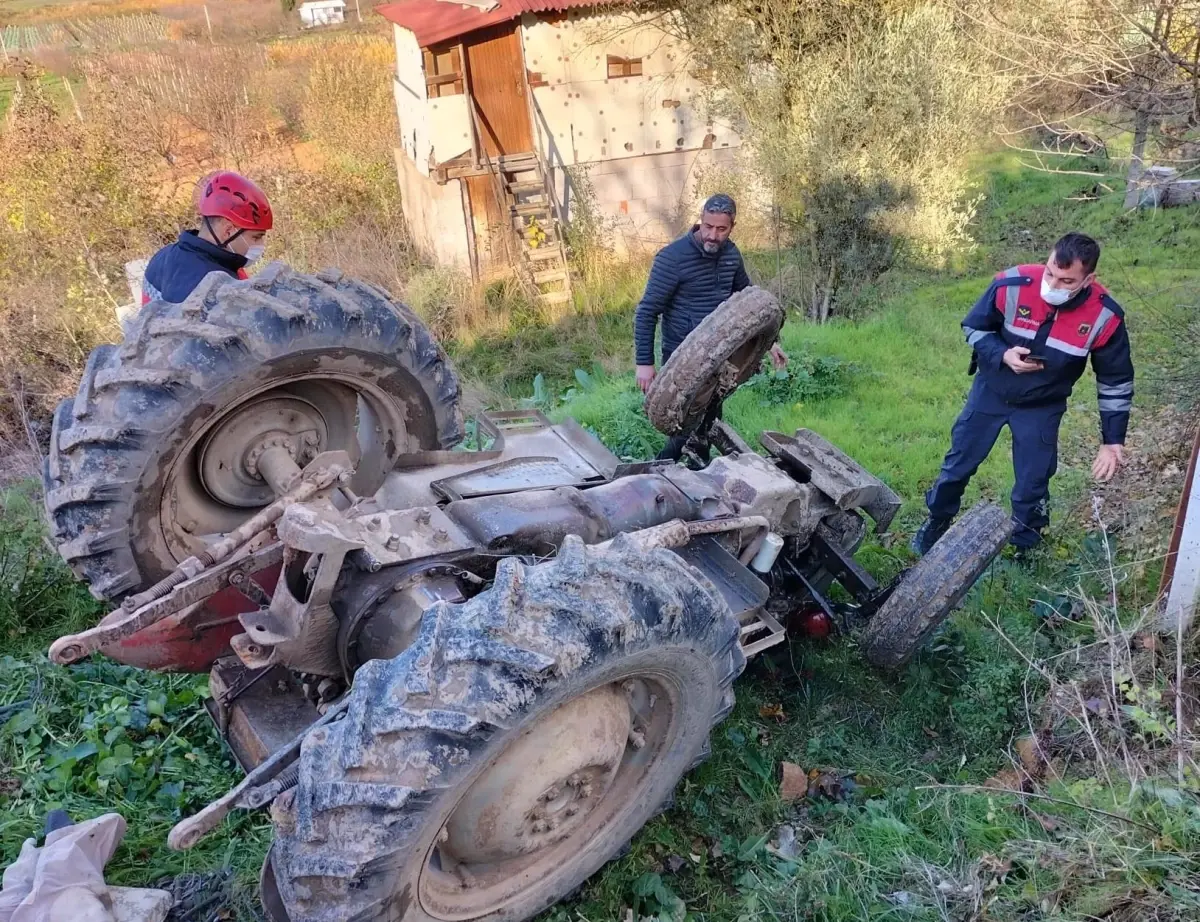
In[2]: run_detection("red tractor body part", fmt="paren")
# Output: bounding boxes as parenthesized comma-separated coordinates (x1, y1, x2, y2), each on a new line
(102, 567, 280, 672)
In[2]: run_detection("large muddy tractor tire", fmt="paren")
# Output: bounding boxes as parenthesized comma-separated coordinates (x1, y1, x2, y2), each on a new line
(44, 264, 464, 601)
(267, 534, 745, 922)
(861, 502, 1012, 669)
(645, 286, 783, 437)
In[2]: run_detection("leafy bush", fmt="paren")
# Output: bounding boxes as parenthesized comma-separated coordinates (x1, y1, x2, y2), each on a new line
(667, 1, 1007, 320)
(741, 352, 857, 407)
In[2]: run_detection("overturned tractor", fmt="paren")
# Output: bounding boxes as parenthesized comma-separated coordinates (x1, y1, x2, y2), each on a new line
(43, 267, 1009, 922)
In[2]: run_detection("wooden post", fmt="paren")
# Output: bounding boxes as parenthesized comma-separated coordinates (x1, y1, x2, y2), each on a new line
(63, 77, 83, 121)
(0, 28, 10, 64)
(355, 0, 362, 23)
(203, 4, 214, 43)
(772, 200, 782, 300)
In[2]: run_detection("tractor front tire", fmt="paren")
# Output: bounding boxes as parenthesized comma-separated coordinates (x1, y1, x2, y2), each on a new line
(268, 534, 745, 922)
(861, 502, 1012, 669)
(645, 286, 783, 437)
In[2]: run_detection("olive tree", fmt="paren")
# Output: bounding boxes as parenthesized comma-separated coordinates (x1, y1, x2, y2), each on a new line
(655, 1, 1008, 320)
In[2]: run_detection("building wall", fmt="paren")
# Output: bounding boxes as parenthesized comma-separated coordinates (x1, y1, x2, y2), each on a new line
(394, 149, 472, 269)
(300, 4, 344, 26)
(392, 25, 472, 174)
(521, 10, 741, 168)
(551, 146, 750, 257)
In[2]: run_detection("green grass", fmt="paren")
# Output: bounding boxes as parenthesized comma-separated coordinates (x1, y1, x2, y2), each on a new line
(2, 150, 1199, 918)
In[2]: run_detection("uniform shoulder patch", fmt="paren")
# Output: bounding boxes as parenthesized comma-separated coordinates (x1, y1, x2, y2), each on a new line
(1099, 292, 1125, 318)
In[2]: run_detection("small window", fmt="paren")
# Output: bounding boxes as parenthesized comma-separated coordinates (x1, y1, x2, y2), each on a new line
(423, 45, 464, 97)
(607, 55, 643, 79)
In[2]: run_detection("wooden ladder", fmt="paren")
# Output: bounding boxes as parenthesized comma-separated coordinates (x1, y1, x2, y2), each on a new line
(499, 152, 572, 310)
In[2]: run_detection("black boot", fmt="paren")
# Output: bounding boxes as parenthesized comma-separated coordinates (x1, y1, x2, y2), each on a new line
(910, 516, 952, 556)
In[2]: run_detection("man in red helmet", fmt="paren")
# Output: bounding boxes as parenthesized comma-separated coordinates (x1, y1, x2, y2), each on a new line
(142, 171, 274, 304)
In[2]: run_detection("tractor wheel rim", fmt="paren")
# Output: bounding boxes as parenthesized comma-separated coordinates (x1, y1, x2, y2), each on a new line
(417, 673, 680, 920)
(161, 375, 407, 563)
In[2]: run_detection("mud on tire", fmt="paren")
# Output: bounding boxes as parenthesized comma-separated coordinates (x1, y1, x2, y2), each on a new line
(269, 534, 745, 922)
(861, 502, 1012, 669)
(645, 286, 783, 437)
(44, 265, 464, 601)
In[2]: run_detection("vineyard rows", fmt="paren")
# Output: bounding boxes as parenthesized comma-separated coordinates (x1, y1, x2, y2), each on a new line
(1, 13, 168, 52)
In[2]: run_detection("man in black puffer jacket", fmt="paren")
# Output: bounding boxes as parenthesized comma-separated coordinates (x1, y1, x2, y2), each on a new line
(634, 194, 787, 461)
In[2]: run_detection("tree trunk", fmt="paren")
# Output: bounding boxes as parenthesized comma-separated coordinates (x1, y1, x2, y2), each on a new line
(818, 263, 836, 323)
(1124, 106, 1152, 210)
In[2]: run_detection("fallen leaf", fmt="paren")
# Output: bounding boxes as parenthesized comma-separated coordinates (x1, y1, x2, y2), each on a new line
(759, 703, 786, 722)
(1029, 810, 1059, 833)
(922, 725, 940, 739)
(665, 855, 686, 874)
(983, 768, 1025, 792)
(920, 749, 940, 764)
(1137, 633, 1159, 652)
(884, 892, 913, 906)
(1014, 735, 1044, 776)
(979, 852, 1011, 872)
(709, 840, 724, 859)
(779, 761, 808, 802)
(809, 771, 847, 801)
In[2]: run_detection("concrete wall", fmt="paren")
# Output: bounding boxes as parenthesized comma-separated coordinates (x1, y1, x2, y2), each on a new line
(521, 10, 741, 167)
(394, 149, 472, 269)
(550, 146, 753, 257)
(392, 25, 472, 173)
(393, 25, 428, 168)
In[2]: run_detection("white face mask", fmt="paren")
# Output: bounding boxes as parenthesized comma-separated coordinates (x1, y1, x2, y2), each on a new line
(243, 244, 266, 265)
(1040, 276, 1076, 306)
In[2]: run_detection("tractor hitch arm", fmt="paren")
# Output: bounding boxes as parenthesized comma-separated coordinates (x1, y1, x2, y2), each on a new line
(168, 697, 349, 851)
(48, 540, 284, 665)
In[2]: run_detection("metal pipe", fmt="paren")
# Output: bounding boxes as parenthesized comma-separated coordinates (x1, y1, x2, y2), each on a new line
(599, 515, 770, 554)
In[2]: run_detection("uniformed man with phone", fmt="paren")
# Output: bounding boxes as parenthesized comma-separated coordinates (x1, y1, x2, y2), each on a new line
(912, 233, 1135, 556)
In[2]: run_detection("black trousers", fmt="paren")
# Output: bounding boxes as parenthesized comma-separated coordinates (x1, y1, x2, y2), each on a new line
(656, 399, 724, 463)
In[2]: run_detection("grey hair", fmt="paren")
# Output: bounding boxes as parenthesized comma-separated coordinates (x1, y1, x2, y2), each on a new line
(701, 193, 737, 219)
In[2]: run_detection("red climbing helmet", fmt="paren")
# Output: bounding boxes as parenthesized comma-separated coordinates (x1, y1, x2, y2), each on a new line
(197, 171, 273, 232)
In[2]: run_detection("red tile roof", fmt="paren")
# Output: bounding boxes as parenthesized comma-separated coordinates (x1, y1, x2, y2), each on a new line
(377, 0, 620, 47)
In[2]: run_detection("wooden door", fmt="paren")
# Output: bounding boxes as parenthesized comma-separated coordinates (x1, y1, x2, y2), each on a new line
(464, 23, 534, 157)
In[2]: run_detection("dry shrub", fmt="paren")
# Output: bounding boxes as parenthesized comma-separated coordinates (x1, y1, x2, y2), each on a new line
(298, 33, 396, 176)
(265, 166, 416, 296)
(403, 267, 478, 344)
(84, 44, 276, 169)
(3, 0, 192, 27)
(0, 84, 175, 442)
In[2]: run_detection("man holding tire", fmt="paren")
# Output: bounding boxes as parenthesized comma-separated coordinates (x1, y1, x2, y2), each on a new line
(634, 194, 787, 462)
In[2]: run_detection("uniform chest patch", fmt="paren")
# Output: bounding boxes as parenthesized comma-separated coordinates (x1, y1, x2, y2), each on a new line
(1018, 306, 1031, 318)
(1078, 322, 1091, 335)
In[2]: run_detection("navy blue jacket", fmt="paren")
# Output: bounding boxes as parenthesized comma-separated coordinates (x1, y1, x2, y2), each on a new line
(963, 265, 1134, 444)
(634, 228, 751, 366)
(143, 230, 248, 304)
